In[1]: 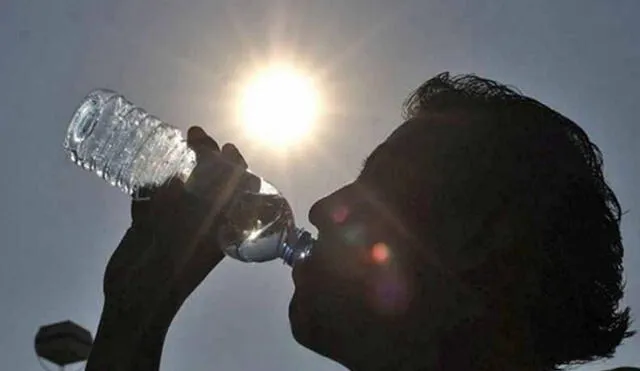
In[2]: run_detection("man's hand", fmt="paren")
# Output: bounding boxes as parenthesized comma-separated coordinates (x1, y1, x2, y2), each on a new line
(87, 126, 251, 371)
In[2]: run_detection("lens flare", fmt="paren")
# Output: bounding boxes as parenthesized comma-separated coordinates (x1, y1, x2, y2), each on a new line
(371, 242, 391, 264)
(343, 224, 366, 246)
(331, 205, 350, 224)
(373, 272, 409, 315)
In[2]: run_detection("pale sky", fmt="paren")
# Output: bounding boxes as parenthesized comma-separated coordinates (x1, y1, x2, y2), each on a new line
(0, 1, 638, 370)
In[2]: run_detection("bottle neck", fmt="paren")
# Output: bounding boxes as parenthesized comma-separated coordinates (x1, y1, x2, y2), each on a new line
(281, 228, 314, 267)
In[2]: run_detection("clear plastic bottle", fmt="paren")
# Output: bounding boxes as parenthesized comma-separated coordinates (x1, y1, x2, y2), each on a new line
(63, 89, 313, 266)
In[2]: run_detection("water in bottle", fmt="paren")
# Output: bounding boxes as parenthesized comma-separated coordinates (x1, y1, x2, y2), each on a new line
(63, 89, 313, 266)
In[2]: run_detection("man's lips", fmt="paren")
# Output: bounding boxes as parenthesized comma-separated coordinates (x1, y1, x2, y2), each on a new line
(291, 238, 320, 287)
(291, 257, 305, 287)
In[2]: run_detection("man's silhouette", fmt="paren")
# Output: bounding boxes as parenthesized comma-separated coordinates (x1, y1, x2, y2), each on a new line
(85, 73, 634, 371)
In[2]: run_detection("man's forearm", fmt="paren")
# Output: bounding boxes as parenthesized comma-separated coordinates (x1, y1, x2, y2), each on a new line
(86, 306, 171, 371)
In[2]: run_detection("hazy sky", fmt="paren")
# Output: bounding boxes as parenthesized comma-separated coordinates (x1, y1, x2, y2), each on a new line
(1, 1, 638, 370)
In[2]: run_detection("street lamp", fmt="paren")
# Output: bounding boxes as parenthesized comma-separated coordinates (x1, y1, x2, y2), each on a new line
(35, 320, 93, 371)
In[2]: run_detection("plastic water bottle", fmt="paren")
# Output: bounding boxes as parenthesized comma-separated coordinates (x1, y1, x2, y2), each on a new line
(63, 89, 313, 266)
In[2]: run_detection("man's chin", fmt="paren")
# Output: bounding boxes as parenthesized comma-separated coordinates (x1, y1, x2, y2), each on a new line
(288, 293, 316, 349)
(288, 301, 345, 365)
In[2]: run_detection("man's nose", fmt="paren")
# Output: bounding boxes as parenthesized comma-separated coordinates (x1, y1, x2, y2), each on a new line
(308, 185, 352, 231)
(308, 196, 329, 230)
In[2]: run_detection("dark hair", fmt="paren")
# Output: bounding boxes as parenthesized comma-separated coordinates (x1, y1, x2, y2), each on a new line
(401, 72, 634, 369)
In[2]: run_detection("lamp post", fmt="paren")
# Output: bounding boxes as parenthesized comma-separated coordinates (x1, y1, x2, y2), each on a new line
(35, 320, 93, 371)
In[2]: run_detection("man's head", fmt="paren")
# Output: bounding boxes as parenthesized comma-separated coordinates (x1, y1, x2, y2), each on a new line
(289, 73, 633, 370)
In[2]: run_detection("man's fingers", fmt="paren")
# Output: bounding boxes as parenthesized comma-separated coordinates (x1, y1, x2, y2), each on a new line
(187, 126, 219, 159)
(131, 187, 155, 226)
(221, 143, 261, 194)
(221, 143, 248, 169)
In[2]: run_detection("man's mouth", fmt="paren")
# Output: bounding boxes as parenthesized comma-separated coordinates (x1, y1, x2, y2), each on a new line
(291, 255, 307, 287)
(291, 237, 320, 287)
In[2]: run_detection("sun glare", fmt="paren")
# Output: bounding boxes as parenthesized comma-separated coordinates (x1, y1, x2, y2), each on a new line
(238, 65, 320, 147)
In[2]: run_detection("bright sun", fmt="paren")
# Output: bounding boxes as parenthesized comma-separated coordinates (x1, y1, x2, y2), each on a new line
(238, 65, 320, 147)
